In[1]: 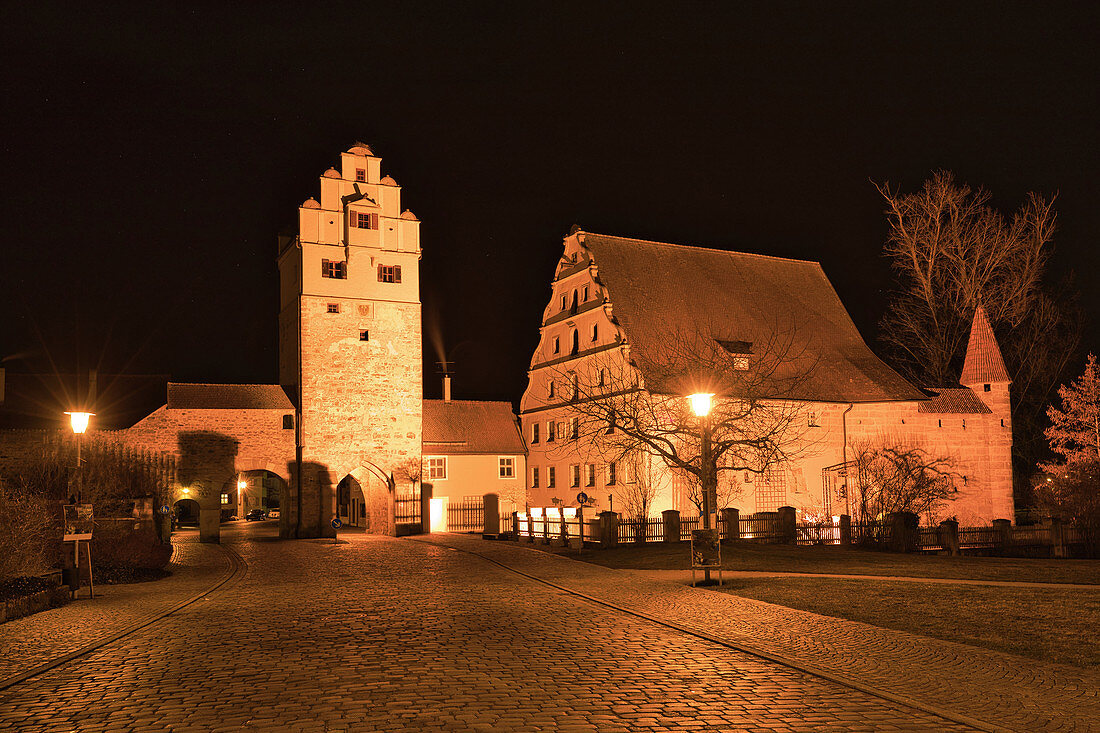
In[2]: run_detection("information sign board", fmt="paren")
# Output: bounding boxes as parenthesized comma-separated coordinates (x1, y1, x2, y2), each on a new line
(62, 504, 94, 542)
(690, 528, 720, 569)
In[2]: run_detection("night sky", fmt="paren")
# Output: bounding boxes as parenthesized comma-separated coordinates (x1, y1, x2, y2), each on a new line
(2, 3, 1097, 419)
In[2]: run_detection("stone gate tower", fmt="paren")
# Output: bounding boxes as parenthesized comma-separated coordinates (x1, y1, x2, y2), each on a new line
(277, 143, 422, 537)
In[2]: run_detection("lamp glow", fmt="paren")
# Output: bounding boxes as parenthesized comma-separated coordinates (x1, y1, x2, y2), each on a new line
(237, 480, 247, 490)
(182, 487, 191, 496)
(66, 411, 94, 434)
(687, 393, 714, 417)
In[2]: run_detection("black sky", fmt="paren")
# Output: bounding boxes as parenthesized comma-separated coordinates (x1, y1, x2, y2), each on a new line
(2, 2, 1097, 417)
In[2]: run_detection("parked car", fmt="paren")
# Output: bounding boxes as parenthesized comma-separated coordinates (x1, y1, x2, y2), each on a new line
(245, 509, 267, 521)
(267, 509, 280, 519)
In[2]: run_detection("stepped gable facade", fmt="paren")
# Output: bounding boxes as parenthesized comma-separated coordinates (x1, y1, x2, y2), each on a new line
(520, 230, 1014, 524)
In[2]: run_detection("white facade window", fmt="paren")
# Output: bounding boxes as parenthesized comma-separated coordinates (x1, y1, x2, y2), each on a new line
(531, 423, 540, 443)
(355, 168, 366, 182)
(606, 462, 617, 485)
(569, 417, 579, 440)
(425, 456, 447, 480)
(546, 421, 556, 442)
(499, 457, 515, 479)
(621, 461, 634, 484)
(547, 466, 556, 488)
(531, 467, 540, 489)
(353, 211, 379, 229)
(570, 464, 581, 488)
(321, 259, 347, 279)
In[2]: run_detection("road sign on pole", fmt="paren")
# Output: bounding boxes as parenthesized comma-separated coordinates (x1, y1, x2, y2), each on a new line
(331, 517, 342, 545)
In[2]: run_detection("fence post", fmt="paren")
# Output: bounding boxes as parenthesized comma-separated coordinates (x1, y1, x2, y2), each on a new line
(542, 509, 551, 544)
(482, 493, 500, 538)
(420, 483, 433, 534)
(512, 511, 519, 539)
(558, 507, 569, 546)
(662, 509, 680, 543)
(721, 507, 740, 542)
(526, 512, 535, 543)
(937, 519, 959, 555)
(1050, 516, 1066, 558)
(887, 511, 919, 552)
(778, 506, 797, 544)
(992, 518, 1012, 555)
(599, 511, 619, 547)
(839, 514, 852, 546)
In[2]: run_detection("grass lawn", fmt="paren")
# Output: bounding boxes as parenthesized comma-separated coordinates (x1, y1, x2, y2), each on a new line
(720, 576, 1100, 669)
(545, 541, 1100, 584)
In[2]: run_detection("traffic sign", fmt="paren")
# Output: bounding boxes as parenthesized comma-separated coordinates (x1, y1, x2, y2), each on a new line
(576, 492, 589, 505)
(331, 517, 342, 530)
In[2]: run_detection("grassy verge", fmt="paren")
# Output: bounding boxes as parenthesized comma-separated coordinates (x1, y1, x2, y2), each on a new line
(539, 541, 1100, 584)
(720, 577, 1100, 668)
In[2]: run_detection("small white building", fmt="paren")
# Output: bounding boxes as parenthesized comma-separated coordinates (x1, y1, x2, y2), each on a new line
(422, 398, 527, 530)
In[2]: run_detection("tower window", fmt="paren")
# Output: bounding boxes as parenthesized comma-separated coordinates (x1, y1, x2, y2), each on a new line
(560, 295, 566, 311)
(321, 259, 347, 279)
(355, 168, 366, 182)
(377, 264, 402, 283)
(359, 330, 369, 341)
(353, 211, 378, 229)
(552, 336, 560, 354)
(591, 323, 598, 342)
(327, 303, 340, 314)
(583, 285, 589, 301)
(570, 329, 579, 355)
(282, 414, 294, 430)
(983, 384, 991, 392)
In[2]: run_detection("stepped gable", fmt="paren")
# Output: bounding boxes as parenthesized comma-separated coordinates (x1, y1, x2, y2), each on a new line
(422, 400, 525, 454)
(579, 232, 925, 403)
(166, 383, 295, 410)
(916, 387, 992, 414)
(959, 306, 1011, 385)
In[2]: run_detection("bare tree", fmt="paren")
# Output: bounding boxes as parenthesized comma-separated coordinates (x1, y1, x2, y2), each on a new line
(875, 171, 1082, 494)
(849, 436, 956, 528)
(394, 457, 423, 491)
(546, 323, 819, 520)
(617, 453, 657, 522)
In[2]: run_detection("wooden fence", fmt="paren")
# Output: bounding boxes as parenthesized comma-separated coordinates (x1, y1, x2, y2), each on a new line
(446, 498, 484, 532)
(394, 492, 420, 525)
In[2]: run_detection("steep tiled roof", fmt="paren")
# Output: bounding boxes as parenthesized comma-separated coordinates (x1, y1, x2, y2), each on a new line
(423, 400, 526, 455)
(167, 383, 294, 410)
(916, 388, 992, 414)
(581, 233, 925, 403)
(960, 306, 1011, 385)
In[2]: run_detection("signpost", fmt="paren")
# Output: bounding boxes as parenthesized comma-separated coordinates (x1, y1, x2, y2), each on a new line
(331, 516, 342, 545)
(576, 492, 589, 505)
(690, 528, 722, 587)
(62, 504, 95, 598)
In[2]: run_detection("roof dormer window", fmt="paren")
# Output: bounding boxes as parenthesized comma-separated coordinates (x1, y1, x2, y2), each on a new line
(353, 211, 378, 229)
(355, 168, 366, 182)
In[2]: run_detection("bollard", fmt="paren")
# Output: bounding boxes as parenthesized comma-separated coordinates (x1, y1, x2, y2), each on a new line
(839, 514, 852, 546)
(721, 507, 740, 542)
(937, 519, 960, 556)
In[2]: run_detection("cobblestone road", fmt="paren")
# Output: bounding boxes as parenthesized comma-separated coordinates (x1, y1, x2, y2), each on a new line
(0, 524, 1081, 731)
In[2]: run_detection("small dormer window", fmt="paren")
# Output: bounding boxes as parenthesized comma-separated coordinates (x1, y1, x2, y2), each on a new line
(353, 212, 378, 229)
(355, 168, 366, 182)
(983, 384, 991, 392)
(552, 336, 560, 354)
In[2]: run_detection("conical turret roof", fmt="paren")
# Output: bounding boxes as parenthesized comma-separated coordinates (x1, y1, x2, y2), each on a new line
(960, 306, 1010, 385)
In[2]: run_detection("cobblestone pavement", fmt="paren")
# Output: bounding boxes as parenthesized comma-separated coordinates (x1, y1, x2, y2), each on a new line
(0, 530, 233, 684)
(0, 524, 986, 732)
(423, 534, 1100, 733)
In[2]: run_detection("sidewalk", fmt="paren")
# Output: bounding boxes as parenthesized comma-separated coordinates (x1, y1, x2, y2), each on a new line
(421, 533, 1100, 733)
(630, 568, 1100, 589)
(0, 531, 234, 685)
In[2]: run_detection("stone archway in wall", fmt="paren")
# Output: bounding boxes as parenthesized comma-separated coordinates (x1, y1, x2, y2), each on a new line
(234, 460, 292, 530)
(342, 465, 395, 536)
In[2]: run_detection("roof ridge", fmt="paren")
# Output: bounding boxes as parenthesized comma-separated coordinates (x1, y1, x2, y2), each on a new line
(578, 230, 823, 267)
(168, 382, 283, 388)
(424, 399, 514, 406)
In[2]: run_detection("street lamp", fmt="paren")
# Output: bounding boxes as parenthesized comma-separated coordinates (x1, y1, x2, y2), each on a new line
(65, 411, 94, 503)
(688, 392, 717, 583)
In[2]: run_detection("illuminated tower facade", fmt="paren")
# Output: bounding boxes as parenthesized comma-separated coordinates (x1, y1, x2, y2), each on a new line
(278, 143, 422, 537)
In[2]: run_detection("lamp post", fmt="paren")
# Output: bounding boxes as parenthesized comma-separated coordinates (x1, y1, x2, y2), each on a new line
(688, 393, 716, 583)
(65, 411, 94, 503)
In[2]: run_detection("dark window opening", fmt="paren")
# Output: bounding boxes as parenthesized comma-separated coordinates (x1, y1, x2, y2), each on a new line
(353, 211, 378, 229)
(327, 303, 340, 314)
(321, 259, 347, 279)
(983, 384, 991, 392)
(377, 264, 402, 283)
(282, 415, 294, 430)
(570, 329, 579, 355)
(531, 423, 540, 444)
(355, 168, 366, 182)
(569, 290, 578, 315)
(547, 466, 556, 488)
(359, 330, 369, 341)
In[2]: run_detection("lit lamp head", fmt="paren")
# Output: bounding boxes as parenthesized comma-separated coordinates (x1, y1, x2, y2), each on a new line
(237, 480, 247, 490)
(65, 411, 94, 434)
(687, 393, 714, 418)
(182, 487, 191, 497)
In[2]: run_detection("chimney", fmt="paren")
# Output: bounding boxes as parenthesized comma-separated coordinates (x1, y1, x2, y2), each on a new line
(443, 374, 451, 402)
